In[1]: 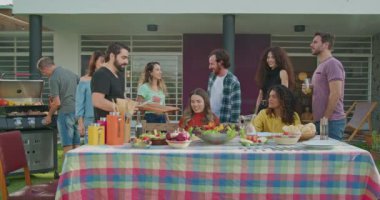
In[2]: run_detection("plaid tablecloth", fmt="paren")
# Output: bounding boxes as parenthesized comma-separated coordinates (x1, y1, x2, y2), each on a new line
(56, 137, 380, 200)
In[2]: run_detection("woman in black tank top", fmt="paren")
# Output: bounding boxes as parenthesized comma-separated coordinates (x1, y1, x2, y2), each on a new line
(254, 46, 295, 114)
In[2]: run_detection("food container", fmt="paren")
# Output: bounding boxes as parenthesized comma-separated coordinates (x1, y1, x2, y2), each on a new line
(166, 140, 191, 149)
(88, 123, 105, 145)
(106, 112, 125, 145)
(151, 138, 168, 145)
(198, 132, 235, 145)
(131, 138, 152, 148)
(273, 133, 301, 145)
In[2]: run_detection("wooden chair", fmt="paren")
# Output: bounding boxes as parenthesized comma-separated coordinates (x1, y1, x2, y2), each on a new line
(141, 120, 179, 133)
(0, 130, 58, 200)
(345, 101, 378, 141)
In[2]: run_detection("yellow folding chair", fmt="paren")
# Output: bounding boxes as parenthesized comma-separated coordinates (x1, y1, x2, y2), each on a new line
(345, 101, 378, 141)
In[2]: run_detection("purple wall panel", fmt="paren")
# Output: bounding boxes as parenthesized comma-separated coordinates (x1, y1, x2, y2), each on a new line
(182, 34, 222, 109)
(235, 34, 271, 114)
(183, 34, 270, 115)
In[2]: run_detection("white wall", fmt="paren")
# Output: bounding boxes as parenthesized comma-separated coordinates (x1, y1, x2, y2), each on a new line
(13, 0, 380, 15)
(53, 31, 80, 75)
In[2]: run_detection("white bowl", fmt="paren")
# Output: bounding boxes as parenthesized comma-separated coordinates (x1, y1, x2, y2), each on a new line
(273, 134, 301, 145)
(166, 140, 191, 149)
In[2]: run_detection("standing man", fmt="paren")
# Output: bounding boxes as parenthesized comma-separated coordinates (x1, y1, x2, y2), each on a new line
(37, 57, 80, 154)
(308, 32, 346, 140)
(207, 48, 241, 123)
(92, 42, 130, 120)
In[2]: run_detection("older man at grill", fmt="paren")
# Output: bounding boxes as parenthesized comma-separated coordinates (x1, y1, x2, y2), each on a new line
(37, 57, 80, 154)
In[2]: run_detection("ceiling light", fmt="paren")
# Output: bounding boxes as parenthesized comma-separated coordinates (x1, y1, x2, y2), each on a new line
(294, 25, 305, 32)
(147, 24, 158, 32)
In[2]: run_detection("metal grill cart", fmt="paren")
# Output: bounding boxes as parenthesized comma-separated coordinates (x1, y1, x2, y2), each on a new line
(0, 80, 58, 178)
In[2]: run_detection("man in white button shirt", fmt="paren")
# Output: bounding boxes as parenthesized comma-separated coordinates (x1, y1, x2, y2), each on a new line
(207, 49, 241, 123)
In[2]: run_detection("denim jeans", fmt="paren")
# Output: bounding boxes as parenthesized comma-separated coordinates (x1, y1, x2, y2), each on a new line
(57, 112, 80, 146)
(144, 113, 166, 123)
(315, 118, 346, 141)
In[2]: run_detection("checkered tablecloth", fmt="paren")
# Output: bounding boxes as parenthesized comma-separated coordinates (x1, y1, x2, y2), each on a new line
(56, 137, 380, 200)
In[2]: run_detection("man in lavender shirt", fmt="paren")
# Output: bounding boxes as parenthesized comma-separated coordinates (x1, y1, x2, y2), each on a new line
(306, 32, 346, 140)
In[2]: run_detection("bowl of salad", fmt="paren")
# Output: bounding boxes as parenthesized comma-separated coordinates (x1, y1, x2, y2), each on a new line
(190, 123, 240, 145)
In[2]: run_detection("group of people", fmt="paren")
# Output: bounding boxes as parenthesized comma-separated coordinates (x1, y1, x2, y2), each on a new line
(253, 32, 345, 141)
(36, 31, 346, 154)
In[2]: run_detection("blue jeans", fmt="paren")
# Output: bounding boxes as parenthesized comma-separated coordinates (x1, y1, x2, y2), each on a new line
(315, 118, 346, 141)
(144, 113, 166, 123)
(57, 112, 80, 146)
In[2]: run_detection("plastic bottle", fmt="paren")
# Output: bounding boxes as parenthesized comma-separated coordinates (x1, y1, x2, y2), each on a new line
(320, 117, 328, 140)
(135, 111, 143, 138)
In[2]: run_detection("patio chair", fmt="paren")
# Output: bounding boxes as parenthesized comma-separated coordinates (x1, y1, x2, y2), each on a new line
(345, 101, 378, 142)
(141, 120, 179, 133)
(0, 130, 58, 200)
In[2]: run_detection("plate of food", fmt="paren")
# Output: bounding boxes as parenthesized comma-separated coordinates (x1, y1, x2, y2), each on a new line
(273, 125, 302, 145)
(140, 130, 167, 145)
(131, 138, 152, 149)
(165, 129, 191, 148)
(190, 123, 241, 145)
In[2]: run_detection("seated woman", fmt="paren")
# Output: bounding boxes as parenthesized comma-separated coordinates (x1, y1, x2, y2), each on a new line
(179, 88, 220, 131)
(253, 85, 301, 132)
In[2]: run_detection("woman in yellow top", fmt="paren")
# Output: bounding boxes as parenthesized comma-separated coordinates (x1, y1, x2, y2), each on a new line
(253, 85, 300, 132)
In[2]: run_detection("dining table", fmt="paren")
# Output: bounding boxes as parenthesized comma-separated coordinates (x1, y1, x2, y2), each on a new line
(55, 136, 380, 200)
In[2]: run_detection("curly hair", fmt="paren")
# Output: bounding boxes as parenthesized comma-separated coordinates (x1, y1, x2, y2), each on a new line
(255, 46, 295, 90)
(181, 88, 215, 128)
(138, 61, 168, 95)
(266, 85, 297, 124)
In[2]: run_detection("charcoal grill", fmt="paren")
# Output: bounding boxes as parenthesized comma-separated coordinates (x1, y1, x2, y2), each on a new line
(0, 79, 58, 178)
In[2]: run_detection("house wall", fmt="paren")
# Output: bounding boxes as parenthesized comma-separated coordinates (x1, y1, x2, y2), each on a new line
(53, 31, 80, 74)
(183, 34, 270, 115)
(372, 33, 380, 131)
(13, 0, 380, 14)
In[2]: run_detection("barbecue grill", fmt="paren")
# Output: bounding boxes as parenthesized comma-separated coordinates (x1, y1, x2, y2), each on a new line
(0, 79, 58, 178)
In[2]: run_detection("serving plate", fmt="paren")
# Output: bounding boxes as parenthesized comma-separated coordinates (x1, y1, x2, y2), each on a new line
(303, 139, 338, 150)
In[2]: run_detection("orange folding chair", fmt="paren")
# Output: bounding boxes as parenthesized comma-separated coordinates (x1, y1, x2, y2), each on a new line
(345, 101, 378, 141)
(0, 130, 58, 200)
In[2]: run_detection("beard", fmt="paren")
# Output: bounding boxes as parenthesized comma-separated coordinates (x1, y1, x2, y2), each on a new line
(213, 65, 222, 75)
(114, 60, 125, 72)
(311, 47, 322, 56)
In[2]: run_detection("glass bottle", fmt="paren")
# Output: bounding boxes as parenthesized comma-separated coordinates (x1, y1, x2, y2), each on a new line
(135, 111, 143, 138)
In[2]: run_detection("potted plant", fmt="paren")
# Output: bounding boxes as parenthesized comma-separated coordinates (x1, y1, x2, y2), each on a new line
(369, 130, 380, 161)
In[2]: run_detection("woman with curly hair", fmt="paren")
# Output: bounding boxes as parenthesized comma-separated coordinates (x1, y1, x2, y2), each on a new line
(254, 46, 295, 114)
(137, 61, 169, 123)
(179, 88, 220, 131)
(253, 85, 300, 132)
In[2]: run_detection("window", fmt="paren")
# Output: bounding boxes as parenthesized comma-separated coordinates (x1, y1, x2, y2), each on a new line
(0, 32, 54, 103)
(80, 35, 183, 120)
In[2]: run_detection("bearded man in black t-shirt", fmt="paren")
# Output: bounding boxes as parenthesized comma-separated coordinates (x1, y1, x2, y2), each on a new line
(91, 42, 130, 120)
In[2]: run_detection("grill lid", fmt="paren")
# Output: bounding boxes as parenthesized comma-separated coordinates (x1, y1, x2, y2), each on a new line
(0, 80, 44, 100)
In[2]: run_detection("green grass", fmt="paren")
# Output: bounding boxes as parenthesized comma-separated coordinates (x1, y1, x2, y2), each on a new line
(6, 146, 64, 194)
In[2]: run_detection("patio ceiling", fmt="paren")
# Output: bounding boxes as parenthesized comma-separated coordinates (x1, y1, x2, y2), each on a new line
(1, 10, 380, 37)
(23, 14, 380, 36)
